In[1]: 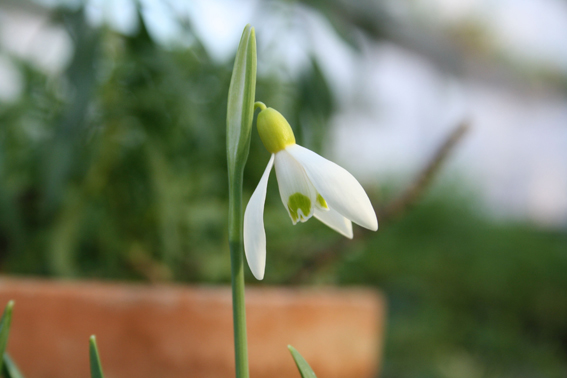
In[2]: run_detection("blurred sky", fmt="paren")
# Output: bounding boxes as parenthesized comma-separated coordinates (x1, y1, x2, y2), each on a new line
(1, 0, 566, 226)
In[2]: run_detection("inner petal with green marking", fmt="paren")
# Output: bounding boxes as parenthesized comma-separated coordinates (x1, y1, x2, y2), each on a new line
(316, 194, 328, 210)
(288, 192, 312, 223)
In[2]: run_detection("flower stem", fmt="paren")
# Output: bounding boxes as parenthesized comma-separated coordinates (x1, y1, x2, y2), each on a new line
(226, 24, 255, 378)
(254, 101, 266, 112)
(228, 169, 249, 378)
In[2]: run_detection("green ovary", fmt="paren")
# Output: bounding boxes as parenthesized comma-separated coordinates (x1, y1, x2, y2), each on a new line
(288, 193, 312, 223)
(257, 108, 296, 153)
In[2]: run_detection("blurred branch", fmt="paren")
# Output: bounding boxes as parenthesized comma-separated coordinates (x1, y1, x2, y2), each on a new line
(288, 120, 470, 284)
(379, 121, 470, 222)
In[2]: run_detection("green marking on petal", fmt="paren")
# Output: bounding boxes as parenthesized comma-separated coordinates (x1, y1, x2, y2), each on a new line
(288, 192, 312, 223)
(316, 194, 328, 209)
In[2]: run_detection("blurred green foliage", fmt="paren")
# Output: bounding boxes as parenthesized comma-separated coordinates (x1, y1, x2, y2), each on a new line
(0, 6, 334, 282)
(340, 193, 567, 378)
(0, 3, 565, 378)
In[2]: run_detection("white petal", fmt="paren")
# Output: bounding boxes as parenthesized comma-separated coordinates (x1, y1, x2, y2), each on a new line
(314, 207, 353, 239)
(243, 154, 275, 280)
(274, 149, 317, 224)
(286, 144, 378, 231)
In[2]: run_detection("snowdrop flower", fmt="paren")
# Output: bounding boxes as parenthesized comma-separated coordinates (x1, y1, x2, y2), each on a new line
(244, 103, 378, 280)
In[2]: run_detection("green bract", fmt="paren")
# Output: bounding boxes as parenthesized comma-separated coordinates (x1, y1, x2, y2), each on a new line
(226, 24, 258, 378)
(226, 25, 257, 181)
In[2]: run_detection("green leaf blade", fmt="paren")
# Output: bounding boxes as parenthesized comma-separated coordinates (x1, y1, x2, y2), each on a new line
(288, 345, 318, 378)
(89, 335, 105, 378)
(226, 24, 257, 179)
(0, 300, 15, 373)
(3, 354, 24, 378)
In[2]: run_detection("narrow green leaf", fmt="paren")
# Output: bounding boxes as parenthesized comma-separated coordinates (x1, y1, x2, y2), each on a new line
(0, 300, 14, 373)
(3, 354, 24, 378)
(226, 24, 257, 179)
(89, 335, 105, 378)
(288, 345, 318, 378)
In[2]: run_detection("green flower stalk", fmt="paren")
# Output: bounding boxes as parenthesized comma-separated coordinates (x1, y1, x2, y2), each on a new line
(226, 24, 257, 378)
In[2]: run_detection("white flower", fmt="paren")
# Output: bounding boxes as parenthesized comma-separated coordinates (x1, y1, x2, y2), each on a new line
(243, 104, 378, 280)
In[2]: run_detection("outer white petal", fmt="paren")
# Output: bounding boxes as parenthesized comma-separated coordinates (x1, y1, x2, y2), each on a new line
(314, 207, 353, 239)
(274, 149, 317, 224)
(286, 144, 378, 231)
(243, 154, 275, 280)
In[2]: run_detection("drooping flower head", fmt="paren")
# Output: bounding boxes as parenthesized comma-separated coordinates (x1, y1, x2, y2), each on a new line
(244, 103, 378, 279)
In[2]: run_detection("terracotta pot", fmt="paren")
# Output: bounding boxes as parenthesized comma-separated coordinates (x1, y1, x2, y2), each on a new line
(0, 277, 385, 378)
